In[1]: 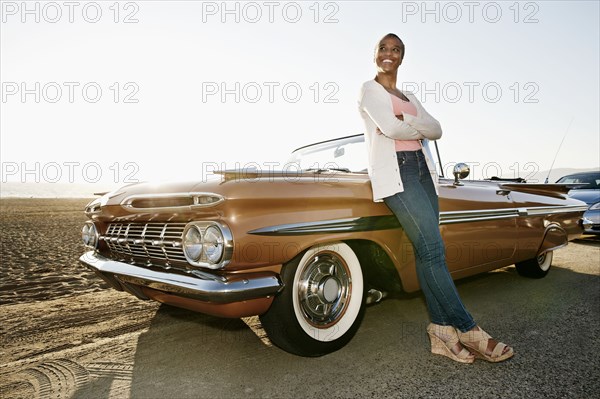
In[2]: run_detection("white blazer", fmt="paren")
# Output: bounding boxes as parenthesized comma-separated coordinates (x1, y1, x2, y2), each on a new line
(358, 79, 443, 202)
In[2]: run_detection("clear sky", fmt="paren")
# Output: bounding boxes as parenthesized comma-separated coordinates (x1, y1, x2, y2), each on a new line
(1, 0, 599, 192)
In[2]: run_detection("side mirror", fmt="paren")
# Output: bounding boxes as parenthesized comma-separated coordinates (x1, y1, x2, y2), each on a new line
(334, 147, 345, 158)
(453, 163, 470, 186)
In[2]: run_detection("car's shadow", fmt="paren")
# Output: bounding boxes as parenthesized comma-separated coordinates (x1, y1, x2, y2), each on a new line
(73, 262, 600, 399)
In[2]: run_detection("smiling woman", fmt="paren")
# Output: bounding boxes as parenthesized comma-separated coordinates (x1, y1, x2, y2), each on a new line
(358, 33, 513, 364)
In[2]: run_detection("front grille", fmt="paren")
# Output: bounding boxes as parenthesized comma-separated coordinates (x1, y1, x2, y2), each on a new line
(102, 222, 188, 264)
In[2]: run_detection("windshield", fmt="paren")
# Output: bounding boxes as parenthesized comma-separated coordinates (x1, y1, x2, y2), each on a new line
(287, 135, 368, 173)
(556, 172, 600, 189)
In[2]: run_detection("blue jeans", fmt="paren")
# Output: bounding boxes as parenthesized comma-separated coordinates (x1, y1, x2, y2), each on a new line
(384, 150, 476, 333)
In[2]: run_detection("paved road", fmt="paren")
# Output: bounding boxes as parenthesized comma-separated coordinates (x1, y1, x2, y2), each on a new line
(1, 237, 598, 398)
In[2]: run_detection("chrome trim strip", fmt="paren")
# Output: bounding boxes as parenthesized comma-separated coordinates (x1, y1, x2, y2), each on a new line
(248, 216, 399, 236)
(80, 251, 282, 303)
(541, 242, 568, 254)
(248, 205, 588, 235)
(440, 204, 587, 223)
(439, 208, 519, 225)
(442, 204, 585, 224)
(120, 192, 225, 213)
(440, 214, 519, 225)
(523, 205, 588, 216)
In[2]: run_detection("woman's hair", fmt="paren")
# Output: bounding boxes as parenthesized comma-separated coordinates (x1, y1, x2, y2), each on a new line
(376, 33, 405, 62)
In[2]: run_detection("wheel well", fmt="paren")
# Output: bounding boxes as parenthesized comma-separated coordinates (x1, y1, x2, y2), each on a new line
(345, 240, 403, 294)
(538, 224, 568, 255)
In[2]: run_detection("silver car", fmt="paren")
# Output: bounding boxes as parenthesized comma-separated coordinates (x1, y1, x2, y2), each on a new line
(556, 171, 600, 234)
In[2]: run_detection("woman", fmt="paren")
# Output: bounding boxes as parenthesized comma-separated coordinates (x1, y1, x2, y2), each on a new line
(358, 33, 514, 363)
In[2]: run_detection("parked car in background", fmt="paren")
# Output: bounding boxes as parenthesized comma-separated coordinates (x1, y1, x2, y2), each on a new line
(556, 171, 600, 235)
(80, 134, 588, 356)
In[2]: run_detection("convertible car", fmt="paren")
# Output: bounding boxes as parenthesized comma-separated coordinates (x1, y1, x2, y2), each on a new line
(80, 134, 588, 356)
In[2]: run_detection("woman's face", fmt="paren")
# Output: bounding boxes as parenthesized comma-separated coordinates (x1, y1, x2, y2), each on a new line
(375, 36, 404, 73)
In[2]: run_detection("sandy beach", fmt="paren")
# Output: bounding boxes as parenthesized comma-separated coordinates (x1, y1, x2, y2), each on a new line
(0, 198, 155, 398)
(1, 198, 598, 399)
(0, 198, 107, 305)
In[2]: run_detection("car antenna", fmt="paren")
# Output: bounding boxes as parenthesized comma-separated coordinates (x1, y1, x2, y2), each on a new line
(545, 117, 574, 183)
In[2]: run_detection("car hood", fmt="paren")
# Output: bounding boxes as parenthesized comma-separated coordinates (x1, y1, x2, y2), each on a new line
(568, 190, 600, 206)
(85, 170, 375, 220)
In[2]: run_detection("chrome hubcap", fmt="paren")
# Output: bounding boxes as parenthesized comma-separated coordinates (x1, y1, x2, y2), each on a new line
(298, 253, 351, 327)
(320, 277, 341, 303)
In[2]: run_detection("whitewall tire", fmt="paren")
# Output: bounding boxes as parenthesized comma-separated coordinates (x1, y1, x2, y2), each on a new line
(260, 242, 365, 356)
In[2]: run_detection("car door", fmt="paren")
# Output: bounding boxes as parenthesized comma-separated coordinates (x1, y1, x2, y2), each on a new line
(437, 178, 518, 276)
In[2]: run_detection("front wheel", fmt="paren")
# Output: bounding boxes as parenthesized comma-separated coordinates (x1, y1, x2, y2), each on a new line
(515, 251, 553, 278)
(259, 242, 365, 357)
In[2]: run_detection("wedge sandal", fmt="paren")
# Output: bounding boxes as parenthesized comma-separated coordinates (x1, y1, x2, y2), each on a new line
(426, 324, 475, 364)
(458, 327, 514, 363)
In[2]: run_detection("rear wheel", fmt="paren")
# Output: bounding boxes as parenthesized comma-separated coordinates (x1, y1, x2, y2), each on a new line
(260, 242, 365, 357)
(515, 251, 553, 278)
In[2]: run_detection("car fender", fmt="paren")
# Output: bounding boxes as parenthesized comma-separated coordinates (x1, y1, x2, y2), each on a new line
(538, 223, 568, 255)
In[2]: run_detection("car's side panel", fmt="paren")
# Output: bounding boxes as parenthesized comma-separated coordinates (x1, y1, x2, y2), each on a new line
(509, 190, 586, 263)
(438, 181, 518, 272)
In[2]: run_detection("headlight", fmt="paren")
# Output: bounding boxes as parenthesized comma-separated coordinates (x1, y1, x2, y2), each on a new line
(82, 222, 98, 249)
(589, 202, 600, 210)
(183, 225, 203, 262)
(182, 221, 233, 269)
(203, 226, 224, 264)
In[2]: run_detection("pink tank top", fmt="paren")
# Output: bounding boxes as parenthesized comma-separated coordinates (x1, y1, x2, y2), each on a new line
(390, 93, 421, 151)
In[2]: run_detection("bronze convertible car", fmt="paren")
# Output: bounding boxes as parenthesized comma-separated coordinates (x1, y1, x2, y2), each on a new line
(80, 134, 588, 356)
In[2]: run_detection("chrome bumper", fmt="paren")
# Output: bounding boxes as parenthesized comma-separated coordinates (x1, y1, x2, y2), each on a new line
(581, 217, 600, 234)
(79, 251, 283, 303)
